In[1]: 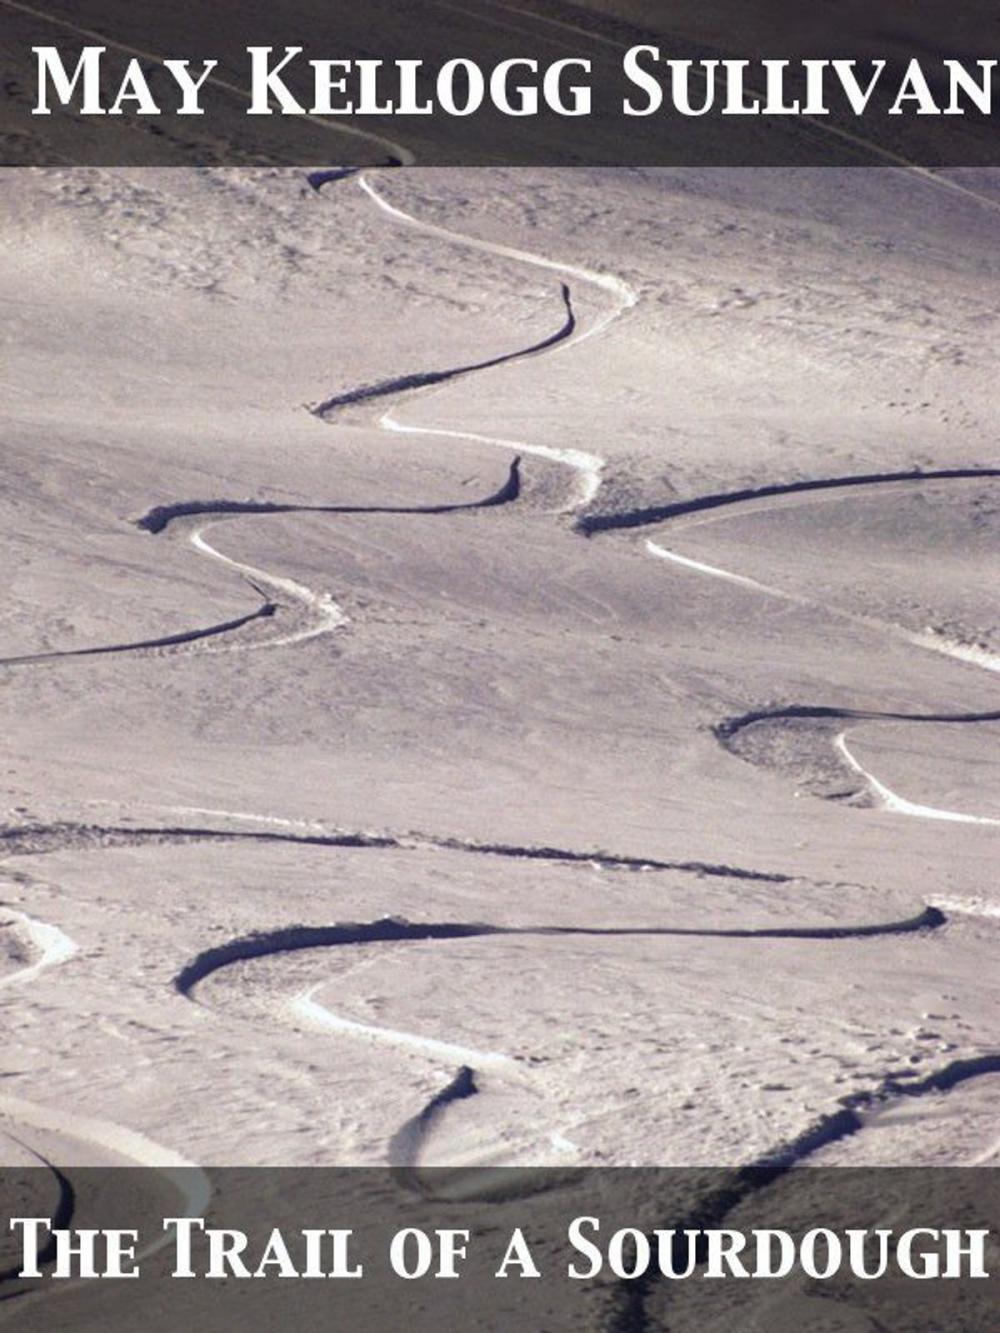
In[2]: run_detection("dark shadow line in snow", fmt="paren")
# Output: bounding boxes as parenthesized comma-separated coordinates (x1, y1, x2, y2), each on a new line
(307, 168, 363, 189)
(716, 703, 1000, 745)
(713, 705, 1000, 812)
(0, 820, 794, 885)
(310, 282, 575, 417)
(607, 1051, 1000, 1332)
(134, 456, 520, 535)
(0, 603, 278, 670)
(0, 1157, 74, 1286)
(173, 907, 946, 998)
(0, 822, 396, 857)
(307, 159, 403, 191)
(388, 1065, 479, 1177)
(436, 838, 790, 882)
(576, 466, 1000, 536)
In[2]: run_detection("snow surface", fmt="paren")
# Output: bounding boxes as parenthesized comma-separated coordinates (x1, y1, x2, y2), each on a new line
(1, 165, 999, 1205)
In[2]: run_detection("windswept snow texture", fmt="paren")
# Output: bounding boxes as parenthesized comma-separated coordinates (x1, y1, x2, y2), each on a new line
(2, 163, 1000, 1222)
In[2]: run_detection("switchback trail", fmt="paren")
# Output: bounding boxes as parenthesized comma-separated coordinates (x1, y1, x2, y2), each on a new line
(135, 458, 521, 536)
(172, 903, 947, 1174)
(4, 160, 625, 670)
(298, 168, 1000, 1193)
(2, 164, 998, 1269)
(0, 807, 952, 1181)
(1, 154, 617, 667)
(0, 459, 520, 667)
(309, 169, 636, 510)
(588, 468, 1000, 817)
(323, 168, 1000, 831)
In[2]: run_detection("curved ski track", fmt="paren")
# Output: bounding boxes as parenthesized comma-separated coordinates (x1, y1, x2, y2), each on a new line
(2, 161, 999, 1316)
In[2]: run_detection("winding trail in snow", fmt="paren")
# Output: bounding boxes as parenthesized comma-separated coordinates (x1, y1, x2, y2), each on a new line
(0, 867, 991, 1322)
(328, 170, 1000, 830)
(128, 455, 521, 655)
(303, 169, 634, 512)
(303, 168, 1000, 1190)
(1, 154, 620, 668)
(2, 159, 998, 1275)
(168, 898, 946, 1175)
(622, 475, 1000, 815)
(688, 540, 1000, 814)
(0, 807, 950, 1181)
(0, 32, 996, 1324)
(137, 456, 521, 535)
(311, 170, 1000, 835)
(0, 457, 523, 666)
(308, 276, 577, 414)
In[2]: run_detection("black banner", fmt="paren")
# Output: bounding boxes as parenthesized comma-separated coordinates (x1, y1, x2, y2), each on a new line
(2, 1168, 999, 1330)
(1, 0, 999, 166)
